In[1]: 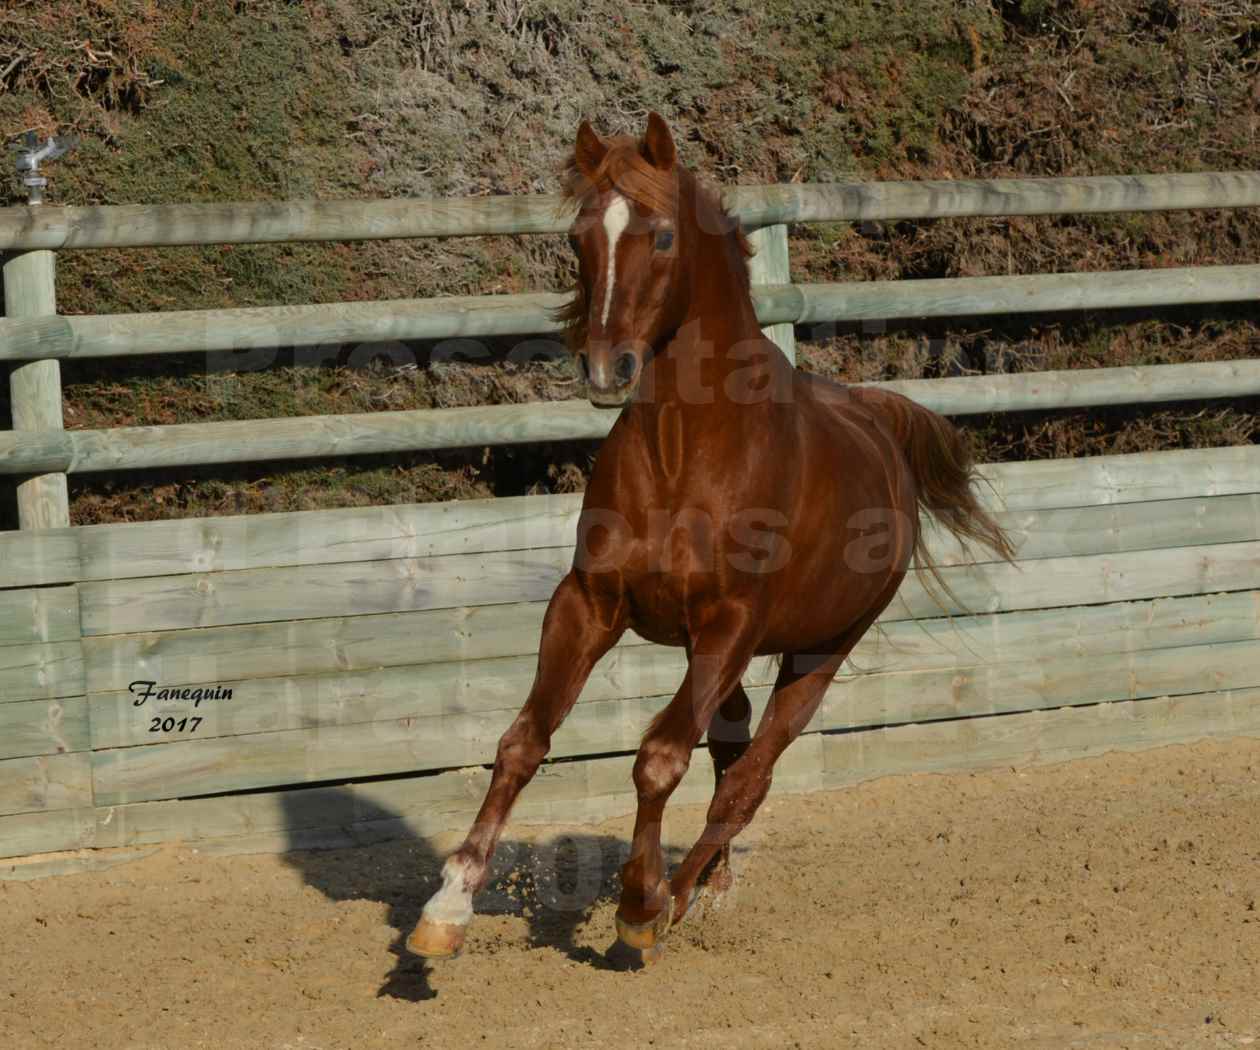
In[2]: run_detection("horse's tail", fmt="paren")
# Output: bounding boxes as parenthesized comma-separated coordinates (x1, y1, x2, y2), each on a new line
(851, 387, 1016, 603)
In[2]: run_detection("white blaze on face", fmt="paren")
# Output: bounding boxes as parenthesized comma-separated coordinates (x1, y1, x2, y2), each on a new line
(421, 854, 475, 927)
(600, 193, 631, 328)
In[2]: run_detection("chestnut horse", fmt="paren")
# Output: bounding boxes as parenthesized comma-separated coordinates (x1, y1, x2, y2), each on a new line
(408, 113, 1012, 962)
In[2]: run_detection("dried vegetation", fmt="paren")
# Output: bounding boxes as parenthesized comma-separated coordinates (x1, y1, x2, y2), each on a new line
(0, 0, 1256, 523)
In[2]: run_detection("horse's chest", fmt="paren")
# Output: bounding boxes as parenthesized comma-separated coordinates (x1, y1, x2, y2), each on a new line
(617, 510, 725, 644)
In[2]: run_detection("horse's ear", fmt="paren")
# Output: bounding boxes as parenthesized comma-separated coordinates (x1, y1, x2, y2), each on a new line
(574, 120, 608, 179)
(643, 111, 676, 172)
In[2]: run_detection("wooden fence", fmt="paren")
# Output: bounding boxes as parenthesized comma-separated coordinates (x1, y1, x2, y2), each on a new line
(1, 172, 1259, 875)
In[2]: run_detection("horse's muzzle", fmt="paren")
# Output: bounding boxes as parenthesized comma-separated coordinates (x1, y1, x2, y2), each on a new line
(580, 348, 640, 408)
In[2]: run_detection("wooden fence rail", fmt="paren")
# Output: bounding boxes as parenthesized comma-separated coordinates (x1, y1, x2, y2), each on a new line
(1, 358, 1257, 475)
(2, 172, 1260, 250)
(4, 264, 1260, 362)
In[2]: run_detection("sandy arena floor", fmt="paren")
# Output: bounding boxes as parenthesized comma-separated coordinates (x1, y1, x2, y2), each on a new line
(3, 739, 1259, 1050)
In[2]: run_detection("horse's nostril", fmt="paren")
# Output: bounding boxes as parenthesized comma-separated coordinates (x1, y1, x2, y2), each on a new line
(577, 354, 591, 381)
(615, 353, 637, 384)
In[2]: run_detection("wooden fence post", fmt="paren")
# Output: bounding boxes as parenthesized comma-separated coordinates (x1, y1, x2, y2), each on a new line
(747, 223, 796, 365)
(3, 249, 69, 529)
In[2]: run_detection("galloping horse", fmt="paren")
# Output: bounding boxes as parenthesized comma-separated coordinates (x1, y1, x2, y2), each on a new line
(408, 113, 1012, 962)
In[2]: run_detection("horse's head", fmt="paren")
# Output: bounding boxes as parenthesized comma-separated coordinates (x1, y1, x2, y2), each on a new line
(562, 112, 687, 408)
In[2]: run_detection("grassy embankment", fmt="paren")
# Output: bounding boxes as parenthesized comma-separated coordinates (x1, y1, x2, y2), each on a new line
(0, 0, 1256, 525)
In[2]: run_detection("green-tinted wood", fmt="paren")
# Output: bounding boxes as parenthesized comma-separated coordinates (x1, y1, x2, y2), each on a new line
(0, 752, 92, 816)
(71, 494, 581, 580)
(792, 265, 1260, 327)
(0, 400, 612, 475)
(0, 527, 80, 587)
(5, 361, 1260, 475)
(47, 447, 1260, 583)
(1, 173, 1258, 250)
(0, 641, 85, 704)
(82, 564, 1260, 696)
(81, 602, 552, 694)
(820, 687, 1260, 787)
(981, 445, 1260, 510)
(0, 697, 89, 759)
(747, 224, 796, 364)
(67, 685, 1260, 863)
(0, 807, 96, 861)
(63, 683, 1260, 860)
(87, 589, 1260, 748)
(78, 548, 572, 635)
(3, 250, 68, 529)
(88, 634, 1260, 806)
(0, 292, 568, 359)
(77, 539, 1260, 637)
(5, 267, 1260, 363)
(0, 584, 79, 645)
(61, 488, 1260, 584)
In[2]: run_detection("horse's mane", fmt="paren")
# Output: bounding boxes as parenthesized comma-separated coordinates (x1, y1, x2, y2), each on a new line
(555, 136, 752, 351)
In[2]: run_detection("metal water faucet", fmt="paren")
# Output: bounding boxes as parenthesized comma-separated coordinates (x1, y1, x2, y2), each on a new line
(9, 131, 77, 204)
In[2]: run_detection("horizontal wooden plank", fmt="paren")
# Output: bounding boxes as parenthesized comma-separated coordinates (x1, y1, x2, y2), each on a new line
(920, 491, 1260, 566)
(0, 641, 85, 704)
(982, 445, 1260, 511)
(2, 173, 1258, 251)
(88, 630, 1260, 807)
(83, 602, 553, 693)
(5, 361, 1260, 475)
(78, 548, 573, 634)
(60, 484, 1260, 582)
(0, 697, 90, 759)
(0, 752, 92, 817)
(87, 590, 1260, 749)
(0, 585, 79, 645)
(84, 685, 1260, 858)
(0, 807, 96, 862)
(7, 266, 1260, 364)
(790, 265, 1260, 327)
(820, 687, 1260, 786)
(83, 575, 1260, 697)
(730, 172, 1260, 227)
(0, 529, 79, 588)
(77, 538, 1260, 637)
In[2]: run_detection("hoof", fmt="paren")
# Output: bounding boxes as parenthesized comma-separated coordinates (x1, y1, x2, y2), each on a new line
(405, 918, 467, 960)
(615, 882, 673, 951)
(606, 937, 668, 969)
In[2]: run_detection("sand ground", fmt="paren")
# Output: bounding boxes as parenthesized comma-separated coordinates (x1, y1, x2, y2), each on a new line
(3, 739, 1259, 1050)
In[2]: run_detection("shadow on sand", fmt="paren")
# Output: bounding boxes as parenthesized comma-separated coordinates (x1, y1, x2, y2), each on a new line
(277, 789, 700, 1001)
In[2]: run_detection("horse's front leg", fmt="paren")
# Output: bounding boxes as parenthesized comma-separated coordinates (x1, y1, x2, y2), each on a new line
(407, 571, 623, 959)
(616, 606, 759, 956)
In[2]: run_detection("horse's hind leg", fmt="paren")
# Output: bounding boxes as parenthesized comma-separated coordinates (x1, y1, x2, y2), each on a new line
(407, 571, 623, 960)
(667, 614, 881, 927)
(700, 684, 753, 900)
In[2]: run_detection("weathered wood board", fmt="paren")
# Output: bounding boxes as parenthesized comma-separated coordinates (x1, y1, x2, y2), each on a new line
(86, 589, 1260, 749)
(2, 443, 1259, 865)
(75, 538, 1260, 637)
(2, 172, 1258, 251)
(11, 485, 1257, 585)
(0, 752, 92, 817)
(7, 685, 1257, 867)
(4, 357, 1260, 473)
(0, 641, 85, 703)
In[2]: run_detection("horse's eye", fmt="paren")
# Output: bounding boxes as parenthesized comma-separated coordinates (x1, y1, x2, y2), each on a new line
(654, 229, 674, 251)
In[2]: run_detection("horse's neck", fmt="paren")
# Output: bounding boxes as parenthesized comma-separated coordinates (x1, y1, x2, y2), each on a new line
(646, 252, 788, 409)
